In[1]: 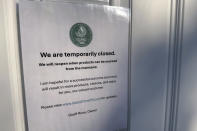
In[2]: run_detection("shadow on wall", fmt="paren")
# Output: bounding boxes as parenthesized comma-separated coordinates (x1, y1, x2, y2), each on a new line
(129, 1, 197, 131)
(130, 37, 169, 131)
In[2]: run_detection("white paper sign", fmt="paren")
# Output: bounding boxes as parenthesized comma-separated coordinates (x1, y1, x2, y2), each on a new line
(19, 1, 129, 131)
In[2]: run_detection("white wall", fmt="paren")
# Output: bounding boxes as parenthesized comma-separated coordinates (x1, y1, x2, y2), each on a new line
(0, 1, 15, 131)
(0, 0, 26, 131)
(5, 0, 197, 131)
(130, 0, 171, 131)
(176, 0, 197, 131)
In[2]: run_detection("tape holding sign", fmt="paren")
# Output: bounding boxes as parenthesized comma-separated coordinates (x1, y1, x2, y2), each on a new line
(18, 1, 129, 131)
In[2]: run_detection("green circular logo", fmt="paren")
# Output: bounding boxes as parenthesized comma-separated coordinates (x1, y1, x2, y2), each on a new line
(70, 23, 92, 47)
